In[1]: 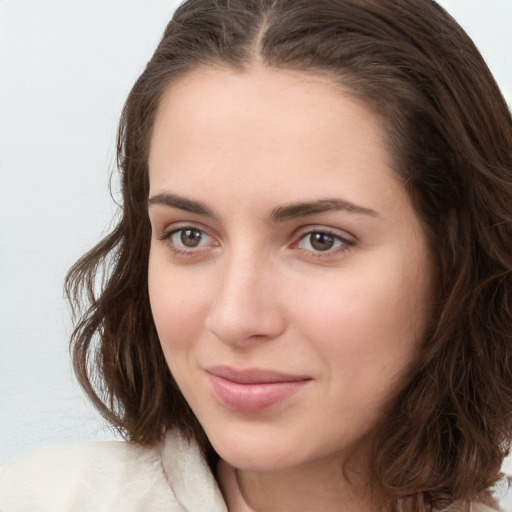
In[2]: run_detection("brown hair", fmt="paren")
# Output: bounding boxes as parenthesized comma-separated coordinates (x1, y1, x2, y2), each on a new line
(65, 0, 512, 509)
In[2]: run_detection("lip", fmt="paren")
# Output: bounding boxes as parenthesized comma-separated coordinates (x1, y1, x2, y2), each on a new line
(205, 366, 312, 413)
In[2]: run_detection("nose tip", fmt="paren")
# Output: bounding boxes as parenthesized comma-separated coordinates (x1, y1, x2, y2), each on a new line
(205, 266, 286, 346)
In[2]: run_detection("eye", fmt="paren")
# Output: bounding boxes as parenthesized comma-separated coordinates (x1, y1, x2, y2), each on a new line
(174, 228, 207, 248)
(158, 225, 217, 254)
(295, 229, 353, 254)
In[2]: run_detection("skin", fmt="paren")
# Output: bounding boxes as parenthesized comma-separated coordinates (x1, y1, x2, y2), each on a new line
(147, 66, 434, 512)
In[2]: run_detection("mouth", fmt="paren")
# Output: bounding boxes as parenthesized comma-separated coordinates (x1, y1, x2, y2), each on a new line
(205, 366, 312, 413)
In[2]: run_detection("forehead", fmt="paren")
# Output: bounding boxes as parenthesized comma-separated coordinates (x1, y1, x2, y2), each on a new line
(150, 66, 385, 146)
(148, 65, 403, 215)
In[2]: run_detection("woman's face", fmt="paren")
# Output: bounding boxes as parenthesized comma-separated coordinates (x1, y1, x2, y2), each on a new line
(147, 66, 434, 472)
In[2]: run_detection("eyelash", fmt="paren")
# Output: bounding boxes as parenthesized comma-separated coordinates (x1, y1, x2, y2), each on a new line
(157, 225, 355, 258)
(293, 229, 355, 258)
(157, 225, 217, 257)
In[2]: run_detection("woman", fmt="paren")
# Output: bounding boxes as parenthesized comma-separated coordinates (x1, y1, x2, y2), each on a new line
(1, 0, 512, 510)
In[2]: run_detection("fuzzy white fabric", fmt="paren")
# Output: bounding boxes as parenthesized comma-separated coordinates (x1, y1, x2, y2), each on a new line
(0, 430, 504, 511)
(0, 430, 227, 511)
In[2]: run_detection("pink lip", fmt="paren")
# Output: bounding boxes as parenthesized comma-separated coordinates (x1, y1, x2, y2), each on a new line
(205, 366, 312, 413)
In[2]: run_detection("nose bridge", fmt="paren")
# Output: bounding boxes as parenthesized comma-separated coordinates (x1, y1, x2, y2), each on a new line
(205, 246, 285, 345)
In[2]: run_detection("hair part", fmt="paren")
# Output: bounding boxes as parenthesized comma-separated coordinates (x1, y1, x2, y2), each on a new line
(66, 0, 512, 509)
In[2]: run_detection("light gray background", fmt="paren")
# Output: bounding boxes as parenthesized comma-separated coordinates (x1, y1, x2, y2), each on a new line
(1, 0, 511, 499)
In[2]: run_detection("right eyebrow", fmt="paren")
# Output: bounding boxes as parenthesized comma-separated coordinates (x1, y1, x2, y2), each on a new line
(147, 193, 216, 218)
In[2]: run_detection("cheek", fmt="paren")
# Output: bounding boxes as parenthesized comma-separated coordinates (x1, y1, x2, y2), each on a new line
(290, 255, 430, 385)
(148, 252, 210, 356)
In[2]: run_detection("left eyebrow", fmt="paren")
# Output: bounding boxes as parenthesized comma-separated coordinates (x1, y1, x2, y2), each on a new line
(270, 198, 379, 223)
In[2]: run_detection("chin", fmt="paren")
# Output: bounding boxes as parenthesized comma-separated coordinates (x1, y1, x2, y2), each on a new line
(204, 423, 303, 472)
(216, 445, 298, 473)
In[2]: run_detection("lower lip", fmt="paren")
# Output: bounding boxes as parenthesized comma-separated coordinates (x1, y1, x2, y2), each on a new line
(207, 374, 310, 413)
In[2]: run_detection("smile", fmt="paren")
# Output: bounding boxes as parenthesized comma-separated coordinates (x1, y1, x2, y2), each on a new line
(205, 366, 312, 413)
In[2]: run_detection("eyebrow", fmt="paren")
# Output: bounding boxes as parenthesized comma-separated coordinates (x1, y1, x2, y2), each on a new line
(270, 199, 379, 222)
(148, 193, 216, 217)
(147, 193, 379, 221)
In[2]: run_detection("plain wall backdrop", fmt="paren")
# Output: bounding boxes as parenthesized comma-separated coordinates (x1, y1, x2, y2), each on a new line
(1, 0, 512, 497)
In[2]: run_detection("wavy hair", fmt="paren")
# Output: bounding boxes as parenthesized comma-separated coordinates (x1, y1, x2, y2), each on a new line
(65, 0, 512, 509)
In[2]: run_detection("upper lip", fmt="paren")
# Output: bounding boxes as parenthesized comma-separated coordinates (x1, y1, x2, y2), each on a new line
(205, 365, 311, 384)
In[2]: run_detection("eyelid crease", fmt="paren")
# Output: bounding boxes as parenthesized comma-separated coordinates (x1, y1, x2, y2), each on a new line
(157, 220, 214, 237)
(158, 225, 214, 243)
(293, 224, 357, 243)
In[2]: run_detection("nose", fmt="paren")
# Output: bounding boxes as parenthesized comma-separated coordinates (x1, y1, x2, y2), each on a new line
(205, 253, 286, 346)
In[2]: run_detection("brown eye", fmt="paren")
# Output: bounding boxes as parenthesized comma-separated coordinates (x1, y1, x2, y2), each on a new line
(162, 226, 216, 253)
(309, 233, 335, 251)
(180, 228, 203, 247)
(296, 230, 351, 255)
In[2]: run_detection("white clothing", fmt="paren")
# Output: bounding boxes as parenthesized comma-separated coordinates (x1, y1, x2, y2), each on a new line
(0, 430, 505, 511)
(0, 430, 227, 511)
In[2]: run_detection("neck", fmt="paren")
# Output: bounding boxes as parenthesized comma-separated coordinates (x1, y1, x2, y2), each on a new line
(217, 456, 390, 512)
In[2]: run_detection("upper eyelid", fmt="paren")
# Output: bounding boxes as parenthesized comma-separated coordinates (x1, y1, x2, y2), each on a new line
(159, 221, 216, 238)
(293, 225, 356, 242)
(156, 228, 216, 259)
(291, 226, 357, 255)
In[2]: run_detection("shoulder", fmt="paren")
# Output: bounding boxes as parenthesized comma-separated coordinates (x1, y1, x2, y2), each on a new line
(0, 439, 180, 511)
